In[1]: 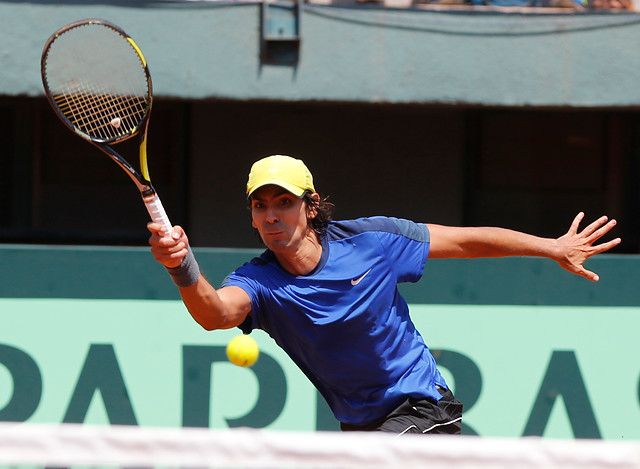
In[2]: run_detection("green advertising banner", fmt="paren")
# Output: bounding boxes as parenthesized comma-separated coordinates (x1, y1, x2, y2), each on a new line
(1, 298, 637, 440)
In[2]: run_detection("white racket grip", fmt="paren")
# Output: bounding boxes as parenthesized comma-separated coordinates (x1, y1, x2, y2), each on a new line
(143, 193, 172, 235)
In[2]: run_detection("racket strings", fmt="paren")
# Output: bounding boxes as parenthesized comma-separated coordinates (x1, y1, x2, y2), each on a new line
(48, 38, 147, 133)
(43, 23, 150, 142)
(48, 51, 146, 134)
(54, 92, 146, 135)
(53, 64, 146, 139)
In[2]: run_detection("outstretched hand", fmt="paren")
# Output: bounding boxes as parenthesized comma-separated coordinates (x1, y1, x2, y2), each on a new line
(554, 212, 621, 282)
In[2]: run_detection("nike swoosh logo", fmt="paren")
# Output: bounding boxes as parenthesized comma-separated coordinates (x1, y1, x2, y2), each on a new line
(351, 269, 372, 286)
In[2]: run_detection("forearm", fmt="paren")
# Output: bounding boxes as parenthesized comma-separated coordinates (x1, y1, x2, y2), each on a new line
(427, 213, 620, 282)
(427, 224, 560, 260)
(149, 224, 252, 326)
(178, 276, 242, 331)
(165, 249, 250, 330)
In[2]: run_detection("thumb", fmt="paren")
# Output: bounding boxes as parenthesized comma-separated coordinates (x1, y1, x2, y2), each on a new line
(578, 267, 600, 282)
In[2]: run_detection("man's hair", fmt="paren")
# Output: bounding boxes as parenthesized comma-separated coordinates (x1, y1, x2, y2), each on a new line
(303, 191, 334, 237)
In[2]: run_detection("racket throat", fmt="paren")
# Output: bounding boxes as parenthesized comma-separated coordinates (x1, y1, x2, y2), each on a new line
(140, 186, 156, 198)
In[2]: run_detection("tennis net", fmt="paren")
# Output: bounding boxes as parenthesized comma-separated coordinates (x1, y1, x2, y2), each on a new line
(0, 422, 638, 469)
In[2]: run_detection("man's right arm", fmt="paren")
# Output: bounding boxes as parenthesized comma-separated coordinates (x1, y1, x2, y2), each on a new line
(148, 223, 252, 330)
(178, 277, 252, 330)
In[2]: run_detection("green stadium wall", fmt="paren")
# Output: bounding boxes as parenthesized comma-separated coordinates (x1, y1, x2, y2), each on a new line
(0, 245, 638, 439)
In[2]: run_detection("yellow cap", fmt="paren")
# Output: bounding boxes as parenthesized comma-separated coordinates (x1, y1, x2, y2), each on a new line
(246, 155, 315, 197)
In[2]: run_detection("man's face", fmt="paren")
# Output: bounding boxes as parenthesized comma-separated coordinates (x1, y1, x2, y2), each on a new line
(250, 185, 313, 252)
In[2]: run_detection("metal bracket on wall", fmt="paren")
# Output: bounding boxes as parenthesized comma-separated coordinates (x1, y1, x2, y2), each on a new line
(260, 0, 302, 65)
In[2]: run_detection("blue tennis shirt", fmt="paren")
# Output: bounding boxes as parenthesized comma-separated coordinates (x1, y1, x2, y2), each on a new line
(224, 216, 447, 425)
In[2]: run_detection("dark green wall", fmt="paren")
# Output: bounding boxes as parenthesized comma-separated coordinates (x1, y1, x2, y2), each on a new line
(1, 245, 636, 305)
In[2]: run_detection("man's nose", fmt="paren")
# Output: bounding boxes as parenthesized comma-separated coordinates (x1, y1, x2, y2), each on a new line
(265, 206, 279, 223)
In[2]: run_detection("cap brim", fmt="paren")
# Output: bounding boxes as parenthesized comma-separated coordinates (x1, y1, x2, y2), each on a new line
(247, 180, 307, 198)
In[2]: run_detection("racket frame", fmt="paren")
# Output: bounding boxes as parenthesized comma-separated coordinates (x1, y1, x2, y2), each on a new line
(41, 19, 172, 232)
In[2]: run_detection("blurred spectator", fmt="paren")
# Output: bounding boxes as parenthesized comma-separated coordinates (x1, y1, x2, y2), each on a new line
(588, 0, 633, 9)
(421, 0, 633, 8)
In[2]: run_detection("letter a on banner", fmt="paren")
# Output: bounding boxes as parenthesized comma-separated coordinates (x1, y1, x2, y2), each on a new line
(523, 350, 601, 439)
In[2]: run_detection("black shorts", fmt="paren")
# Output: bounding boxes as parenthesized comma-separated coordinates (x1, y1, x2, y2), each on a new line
(340, 386, 463, 435)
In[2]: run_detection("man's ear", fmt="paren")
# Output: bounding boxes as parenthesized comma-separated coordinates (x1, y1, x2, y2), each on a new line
(307, 193, 320, 219)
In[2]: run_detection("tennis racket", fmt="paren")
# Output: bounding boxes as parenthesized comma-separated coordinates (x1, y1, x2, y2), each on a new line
(40, 19, 172, 234)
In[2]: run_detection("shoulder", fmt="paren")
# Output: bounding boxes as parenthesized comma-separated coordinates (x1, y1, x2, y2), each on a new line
(222, 250, 276, 284)
(326, 217, 429, 243)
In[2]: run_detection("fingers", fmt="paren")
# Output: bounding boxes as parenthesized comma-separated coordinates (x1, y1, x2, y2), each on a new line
(578, 236, 621, 281)
(589, 236, 622, 255)
(569, 213, 614, 238)
(584, 218, 618, 245)
(148, 222, 176, 239)
(148, 223, 190, 268)
(579, 215, 611, 239)
(570, 213, 620, 247)
(579, 216, 620, 257)
(567, 212, 585, 236)
(148, 223, 183, 244)
(560, 212, 621, 282)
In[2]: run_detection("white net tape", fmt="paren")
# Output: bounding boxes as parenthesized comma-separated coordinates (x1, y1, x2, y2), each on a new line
(0, 423, 639, 469)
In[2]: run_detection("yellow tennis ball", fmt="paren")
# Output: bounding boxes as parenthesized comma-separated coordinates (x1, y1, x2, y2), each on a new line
(226, 334, 259, 367)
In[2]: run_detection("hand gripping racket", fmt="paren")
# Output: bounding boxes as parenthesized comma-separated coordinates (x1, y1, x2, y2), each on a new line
(41, 19, 172, 233)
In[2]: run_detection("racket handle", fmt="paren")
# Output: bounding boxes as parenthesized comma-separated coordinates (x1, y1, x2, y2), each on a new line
(143, 193, 172, 235)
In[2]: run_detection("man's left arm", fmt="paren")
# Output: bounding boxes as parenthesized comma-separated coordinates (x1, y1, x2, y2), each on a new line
(426, 212, 621, 282)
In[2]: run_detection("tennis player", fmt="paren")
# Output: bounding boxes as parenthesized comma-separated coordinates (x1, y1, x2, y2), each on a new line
(148, 154, 620, 434)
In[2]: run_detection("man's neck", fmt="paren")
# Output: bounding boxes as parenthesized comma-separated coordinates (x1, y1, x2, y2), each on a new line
(274, 231, 322, 276)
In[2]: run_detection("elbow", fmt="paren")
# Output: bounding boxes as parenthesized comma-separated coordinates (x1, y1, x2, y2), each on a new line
(199, 322, 218, 332)
(181, 286, 251, 331)
(194, 311, 246, 332)
(184, 306, 226, 331)
(195, 316, 229, 331)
